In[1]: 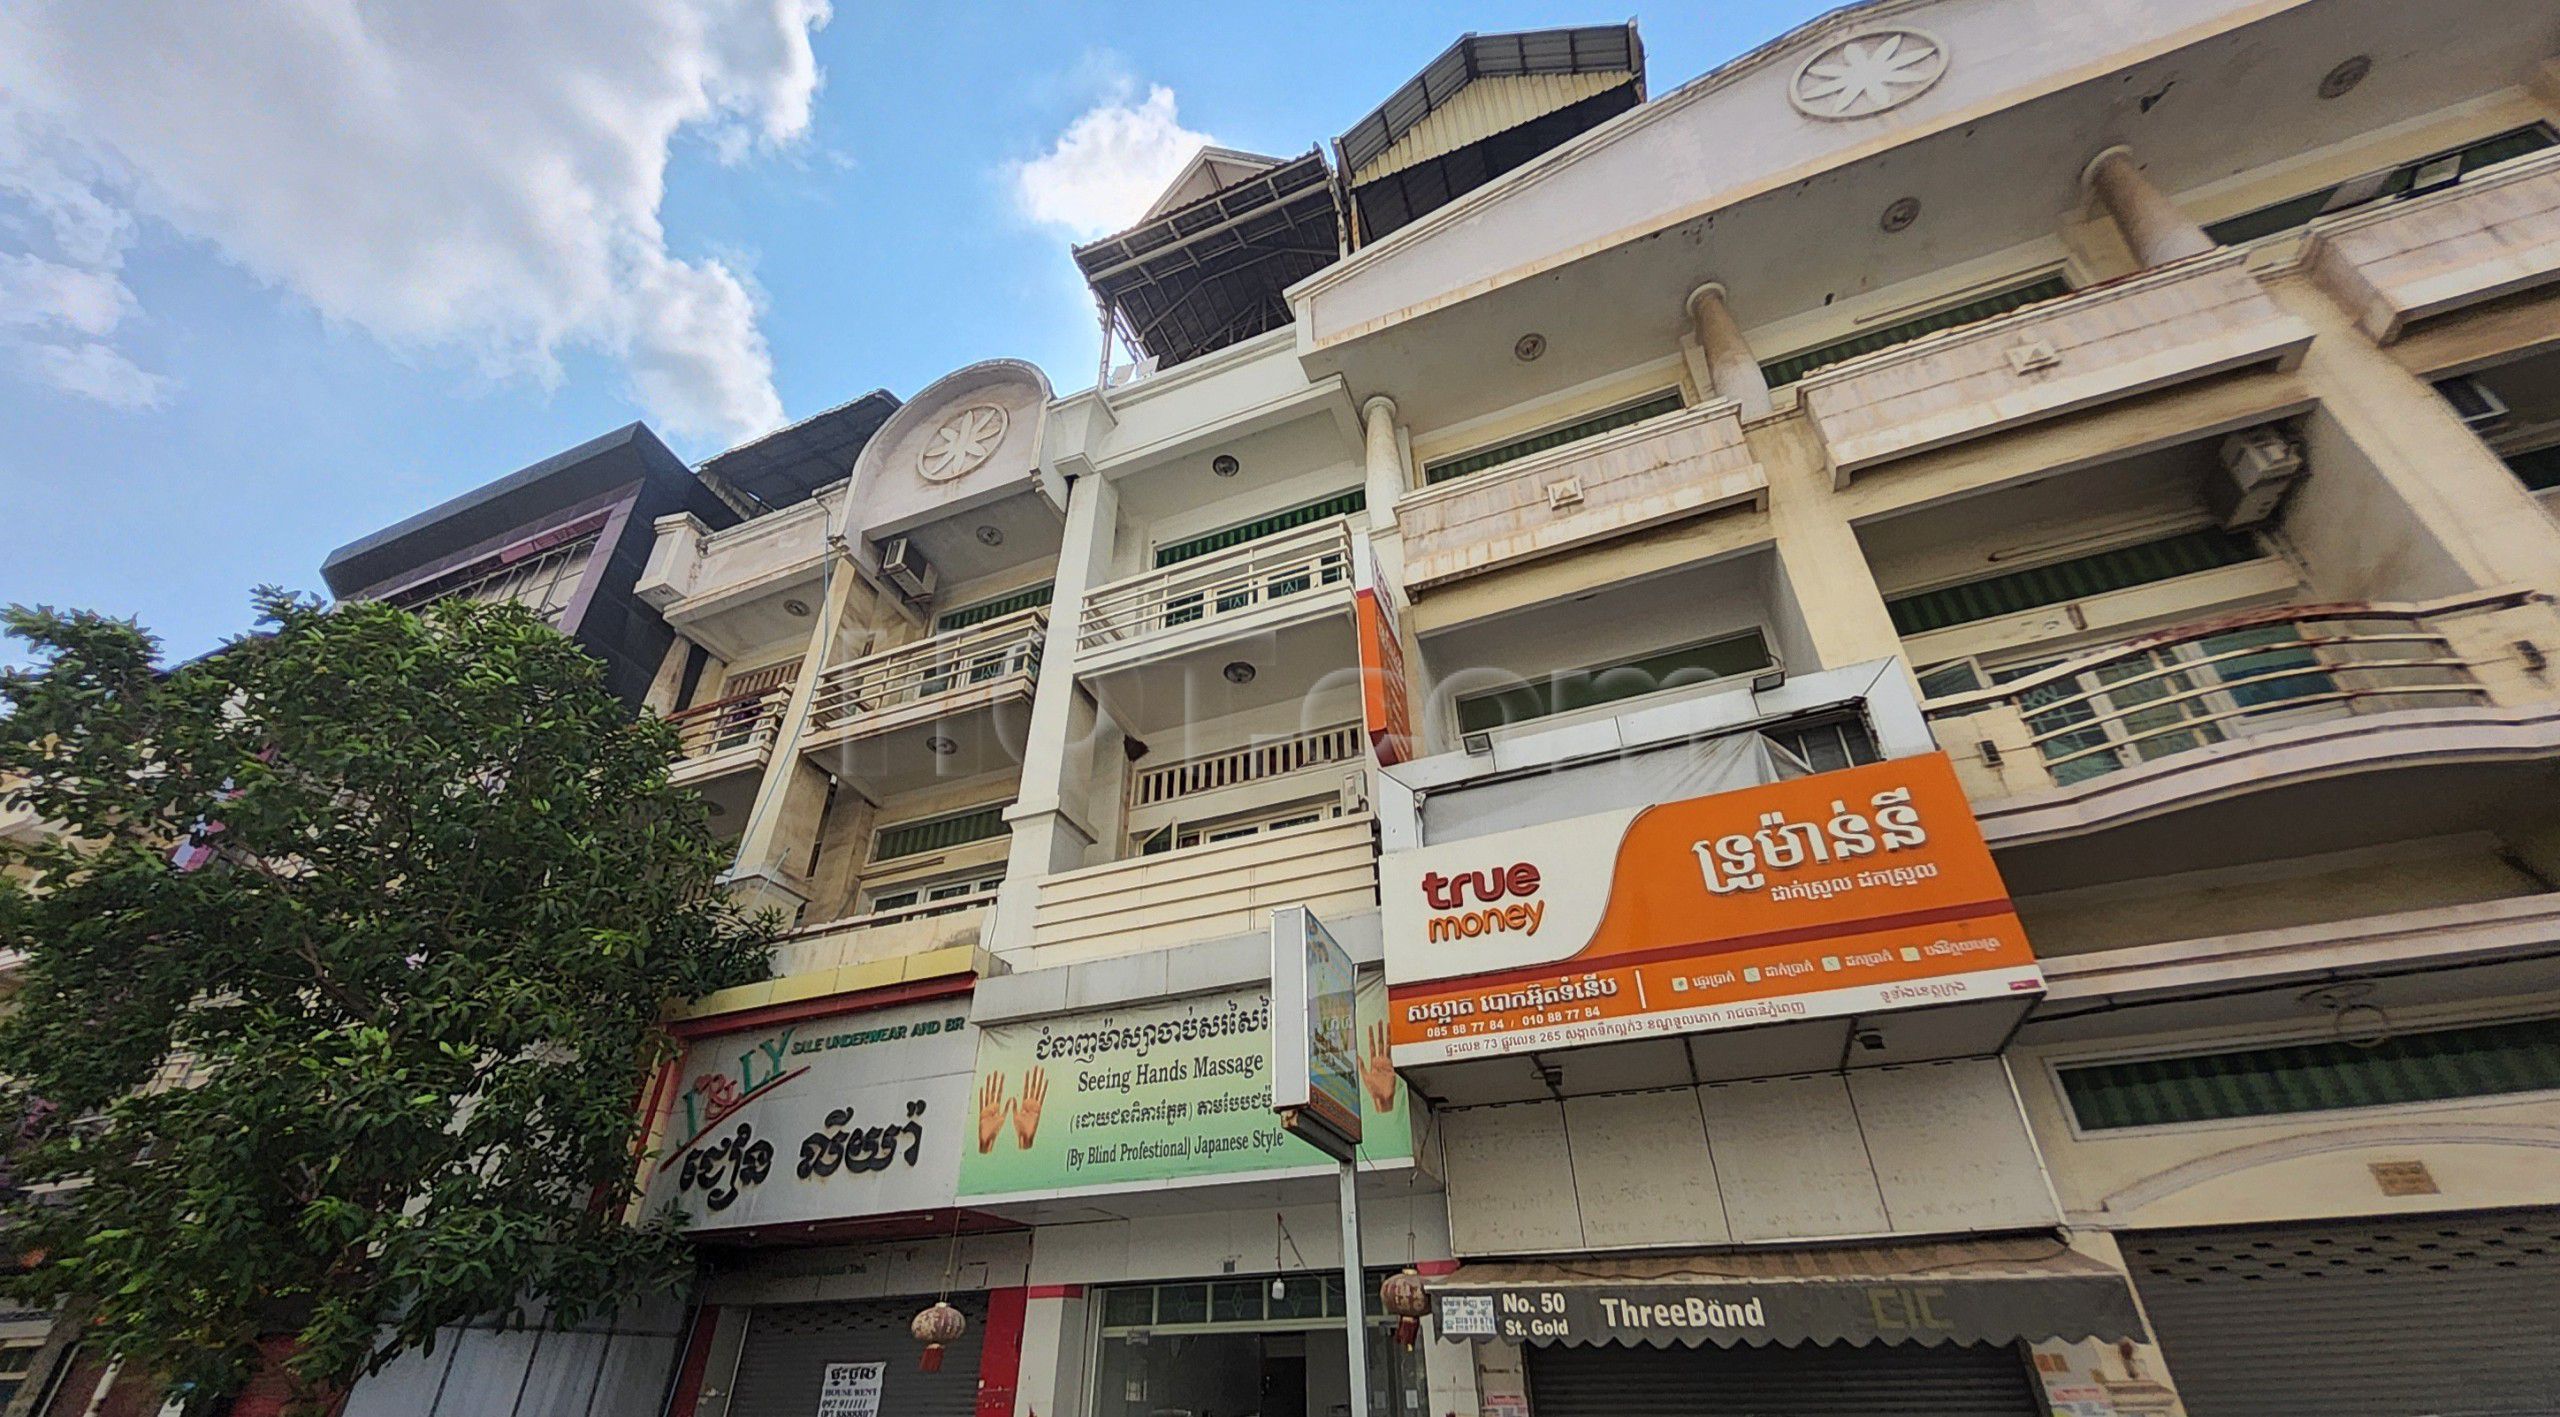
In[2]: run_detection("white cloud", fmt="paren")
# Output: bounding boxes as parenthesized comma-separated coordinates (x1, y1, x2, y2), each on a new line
(1013, 84, 1216, 241)
(0, 0, 833, 442)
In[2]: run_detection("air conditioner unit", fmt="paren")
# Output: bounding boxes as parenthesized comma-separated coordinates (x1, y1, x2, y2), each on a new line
(2209, 427, 2305, 529)
(880, 535, 938, 601)
(2434, 375, 2510, 434)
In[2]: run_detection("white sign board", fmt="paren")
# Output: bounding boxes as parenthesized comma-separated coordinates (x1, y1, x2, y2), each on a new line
(1271, 905, 1361, 1155)
(645, 998, 974, 1231)
(816, 1360, 885, 1417)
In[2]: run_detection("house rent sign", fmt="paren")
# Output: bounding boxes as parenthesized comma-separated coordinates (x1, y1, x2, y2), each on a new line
(1382, 753, 2042, 1065)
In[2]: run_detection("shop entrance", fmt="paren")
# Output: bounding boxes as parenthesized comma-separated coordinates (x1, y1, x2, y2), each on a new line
(1524, 1340, 2041, 1417)
(1090, 1276, 1427, 1417)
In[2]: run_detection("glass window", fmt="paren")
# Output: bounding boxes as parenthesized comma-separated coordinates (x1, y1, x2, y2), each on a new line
(2060, 1017, 2560, 1130)
(1456, 629, 1772, 734)
(0, 1341, 40, 1406)
(2505, 443, 2560, 493)
(1090, 1276, 1430, 1417)
(1423, 390, 1685, 485)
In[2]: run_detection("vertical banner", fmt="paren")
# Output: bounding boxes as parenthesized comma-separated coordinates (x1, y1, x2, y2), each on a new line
(1270, 905, 1362, 1156)
(1355, 587, 1416, 768)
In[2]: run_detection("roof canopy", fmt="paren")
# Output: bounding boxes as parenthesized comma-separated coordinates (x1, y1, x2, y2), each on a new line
(1337, 24, 1644, 248)
(696, 389, 901, 513)
(1074, 147, 1339, 372)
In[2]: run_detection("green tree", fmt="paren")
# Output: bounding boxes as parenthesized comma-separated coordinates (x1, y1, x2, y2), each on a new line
(0, 591, 774, 1412)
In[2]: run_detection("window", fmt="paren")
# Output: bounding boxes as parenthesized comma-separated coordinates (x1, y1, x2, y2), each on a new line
(2203, 124, 2558, 246)
(1455, 629, 1772, 735)
(1134, 797, 1343, 856)
(1885, 527, 2266, 637)
(385, 527, 602, 626)
(1152, 490, 1366, 568)
(0, 1341, 38, 1406)
(2060, 1017, 2560, 1131)
(1759, 274, 2073, 388)
(1422, 390, 1685, 486)
(2505, 443, 2560, 493)
(863, 866, 1003, 917)
(1764, 716, 1879, 773)
(870, 804, 1008, 862)
(1091, 1274, 1428, 1417)
(935, 582, 1054, 632)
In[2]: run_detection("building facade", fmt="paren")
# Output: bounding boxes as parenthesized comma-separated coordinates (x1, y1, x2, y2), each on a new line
(285, 0, 2560, 1413)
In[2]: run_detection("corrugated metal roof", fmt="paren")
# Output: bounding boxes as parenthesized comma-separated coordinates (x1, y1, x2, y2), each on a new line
(1336, 25, 1641, 176)
(1351, 71, 1634, 187)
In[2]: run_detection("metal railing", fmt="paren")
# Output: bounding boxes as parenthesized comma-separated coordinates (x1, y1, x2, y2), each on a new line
(1078, 517, 1354, 653)
(1130, 722, 1364, 808)
(808, 608, 1046, 730)
(666, 687, 789, 767)
(1924, 604, 2493, 788)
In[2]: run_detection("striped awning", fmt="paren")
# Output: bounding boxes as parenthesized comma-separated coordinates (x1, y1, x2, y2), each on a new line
(1431, 1235, 2148, 1349)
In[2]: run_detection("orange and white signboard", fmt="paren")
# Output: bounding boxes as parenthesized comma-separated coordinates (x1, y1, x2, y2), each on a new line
(1355, 585, 1415, 768)
(1383, 753, 2041, 1065)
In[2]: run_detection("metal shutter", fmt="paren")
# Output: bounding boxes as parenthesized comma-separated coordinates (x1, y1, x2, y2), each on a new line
(1524, 1341, 2041, 1416)
(2122, 1209, 2560, 1417)
(724, 1295, 987, 1417)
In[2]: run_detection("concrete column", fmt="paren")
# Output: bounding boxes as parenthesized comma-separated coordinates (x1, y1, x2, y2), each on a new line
(991, 471, 1121, 956)
(2082, 147, 2215, 268)
(2269, 278, 2560, 597)
(1363, 395, 1408, 530)
(1687, 282, 1773, 420)
(1750, 419, 1910, 676)
(1010, 1288, 1091, 1417)
(721, 542, 863, 922)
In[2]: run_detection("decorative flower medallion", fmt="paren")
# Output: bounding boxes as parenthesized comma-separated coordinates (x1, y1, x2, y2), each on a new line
(917, 403, 1008, 482)
(1790, 29, 1949, 120)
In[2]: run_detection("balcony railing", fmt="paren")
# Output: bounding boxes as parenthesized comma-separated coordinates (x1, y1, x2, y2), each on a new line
(1078, 517, 1354, 655)
(1923, 600, 2519, 795)
(1131, 722, 1364, 808)
(809, 609, 1045, 732)
(1028, 814, 1376, 965)
(1799, 251, 2311, 484)
(2304, 147, 2560, 343)
(1396, 402, 1766, 590)
(666, 688, 788, 772)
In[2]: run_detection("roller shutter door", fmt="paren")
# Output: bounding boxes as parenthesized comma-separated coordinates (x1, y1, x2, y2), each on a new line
(724, 1295, 986, 1417)
(1524, 1340, 2040, 1416)
(2122, 1208, 2560, 1417)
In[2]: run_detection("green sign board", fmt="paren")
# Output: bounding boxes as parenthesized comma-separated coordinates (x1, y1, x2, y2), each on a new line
(956, 976, 1411, 1201)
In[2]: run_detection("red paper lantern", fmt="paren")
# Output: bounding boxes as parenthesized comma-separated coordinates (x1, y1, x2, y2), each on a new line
(1380, 1267, 1430, 1350)
(911, 1300, 966, 1372)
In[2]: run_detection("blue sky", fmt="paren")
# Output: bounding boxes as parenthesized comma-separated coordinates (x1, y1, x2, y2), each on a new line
(0, 1, 1833, 663)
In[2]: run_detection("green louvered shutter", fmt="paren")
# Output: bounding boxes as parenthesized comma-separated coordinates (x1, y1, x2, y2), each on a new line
(871, 805, 1009, 861)
(934, 582, 1053, 632)
(1885, 528, 2264, 637)
(1760, 274, 2072, 388)
(1422, 390, 1686, 486)
(1152, 490, 1366, 568)
(2058, 1017, 2560, 1131)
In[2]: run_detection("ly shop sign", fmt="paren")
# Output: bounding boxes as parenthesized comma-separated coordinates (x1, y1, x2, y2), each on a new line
(646, 998, 974, 1230)
(956, 979, 1410, 1203)
(1383, 753, 2041, 1065)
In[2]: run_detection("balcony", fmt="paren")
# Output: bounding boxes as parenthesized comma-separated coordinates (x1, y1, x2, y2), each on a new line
(1395, 401, 1766, 592)
(675, 904, 991, 1021)
(1026, 814, 1376, 965)
(2304, 148, 2560, 343)
(799, 609, 1044, 799)
(665, 688, 788, 817)
(1799, 251, 2313, 486)
(1925, 591, 2560, 859)
(1074, 517, 1359, 736)
(635, 489, 841, 661)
